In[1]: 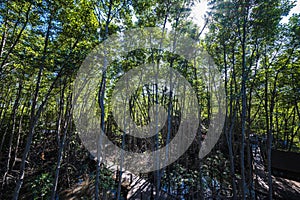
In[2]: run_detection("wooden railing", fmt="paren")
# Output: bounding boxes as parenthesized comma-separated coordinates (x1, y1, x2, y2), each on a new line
(271, 149, 300, 181)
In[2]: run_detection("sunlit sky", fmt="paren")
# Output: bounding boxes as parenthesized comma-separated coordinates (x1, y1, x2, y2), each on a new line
(281, 0, 300, 23)
(190, 0, 208, 30)
(190, 0, 300, 35)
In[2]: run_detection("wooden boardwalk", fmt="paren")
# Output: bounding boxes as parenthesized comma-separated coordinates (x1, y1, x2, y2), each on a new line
(60, 161, 177, 199)
(108, 164, 178, 199)
(250, 136, 300, 199)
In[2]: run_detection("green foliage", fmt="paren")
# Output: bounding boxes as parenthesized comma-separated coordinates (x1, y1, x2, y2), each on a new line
(31, 172, 53, 199)
(99, 167, 116, 190)
(0, 0, 299, 199)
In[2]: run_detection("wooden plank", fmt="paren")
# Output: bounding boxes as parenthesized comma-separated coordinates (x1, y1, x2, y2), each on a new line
(108, 164, 177, 199)
(271, 150, 300, 174)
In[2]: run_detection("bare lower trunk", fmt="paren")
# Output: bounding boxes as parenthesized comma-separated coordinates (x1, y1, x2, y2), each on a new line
(13, 118, 36, 199)
(0, 96, 12, 157)
(51, 82, 70, 200)
(12, 105, 26, 169)
(2, 82, 22, 187)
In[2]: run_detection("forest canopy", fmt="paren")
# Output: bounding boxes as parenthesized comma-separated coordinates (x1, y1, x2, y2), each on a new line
(0, 0, 299, 199)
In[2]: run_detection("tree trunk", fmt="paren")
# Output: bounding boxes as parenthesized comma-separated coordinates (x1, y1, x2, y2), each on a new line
(51, 83, 71, 200)
(13, 14, 52, 200)
(2, 81, 22, 187)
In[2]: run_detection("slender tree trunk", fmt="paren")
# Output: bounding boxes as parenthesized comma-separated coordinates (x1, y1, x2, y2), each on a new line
(0, 105, 10, 158)
(264, 46, 272, 199)
(0, 90, 13, 158)
(12, 102, 26, 169)
(13, 14, 52, 200)
(0, 5, 31, 72)
(51, 83, 71, 200)
(240, 8, 248, 199)
(224, 44, 237, 200)
(95, 4, 111, 198)
(2, 81, 22, 187)
(0, 17, 8, 58)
